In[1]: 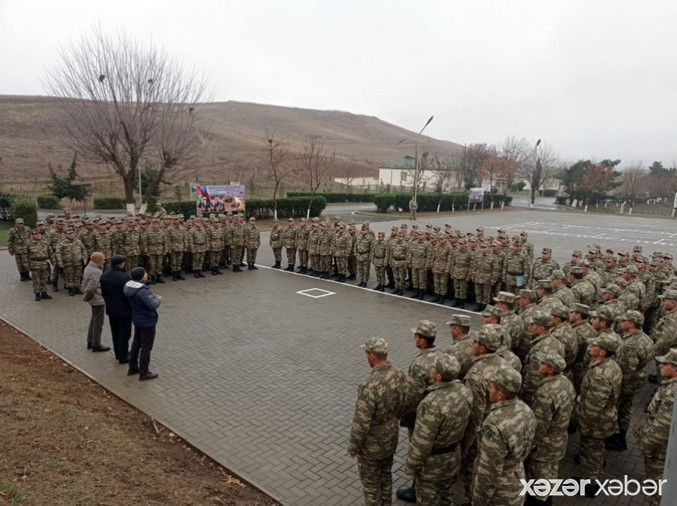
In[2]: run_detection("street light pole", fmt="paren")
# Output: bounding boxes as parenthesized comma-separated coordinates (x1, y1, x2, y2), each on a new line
(530, 138, 542, 208)
(413, 115, 434, 205)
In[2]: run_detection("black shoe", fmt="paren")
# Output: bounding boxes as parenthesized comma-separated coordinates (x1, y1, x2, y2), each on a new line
(155, 275, 165, 283)
(251, 264, 258, 270)
(92, 345, 111, 352)
(584, 481, 600, 498)
(347, 274, 356, 280)
(297, 266, 304, 272)
(239, 262, 246, 267)
(127, 367, 140, 376)
(386, 282, 395, 289)
(68, 287, 75, 296)
(398, 289, 403, 295)
(119, 357, 130, 364)
(212, 266, 219, 276)
(176, 271, 186, 280)
(373, 284, 380, 290)
(272, 261, 281, 269)
(411, 289, 420, 299)
(396, 487, 416, 503)
(87, 343, 93, 350)
(605, 432, 627, 451)
(378, 285, 384, 292)
(233, 266, 241, 272)
(437, 296, 445, 304)
(391, 287, 399, 294)
(41, 292, 52, 300)
(215, 267, 223, 274)
(173, 272, 178, 281)
(418, 291, 424, 300)
(34, 293, 42, 301)
(74, 288, 84, 295)
(194, 271, 200, 278)
(52, 284, 59, 292)
(285, 265, 294, 272)
(139, 371, 159, 381)
(198, 270, 206, 277)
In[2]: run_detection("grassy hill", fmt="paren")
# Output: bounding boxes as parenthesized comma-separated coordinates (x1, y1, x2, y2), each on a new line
(0, 95, 463, 197)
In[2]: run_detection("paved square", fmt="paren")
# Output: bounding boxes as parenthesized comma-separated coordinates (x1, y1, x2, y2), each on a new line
(0, 208, 667, 505)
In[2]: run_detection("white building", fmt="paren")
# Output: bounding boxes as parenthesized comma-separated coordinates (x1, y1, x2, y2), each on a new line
(378, 155, 461, 192)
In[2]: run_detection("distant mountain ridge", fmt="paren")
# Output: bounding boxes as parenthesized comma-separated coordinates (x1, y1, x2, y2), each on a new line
(0, 96, 463, 187)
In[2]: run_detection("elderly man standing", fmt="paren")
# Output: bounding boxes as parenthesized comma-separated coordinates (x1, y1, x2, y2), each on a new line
(348, 337, 406, 506)
(82, 252, 110, 352)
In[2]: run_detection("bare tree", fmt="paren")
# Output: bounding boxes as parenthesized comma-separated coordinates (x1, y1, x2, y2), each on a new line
(300, 136, 333, 219)
(265, 127, 295, 220)
(518, 140, 560, 204)
(620, 161, 646, 206)
(43, 28, 208, 211)
(500, 135, 530, 192)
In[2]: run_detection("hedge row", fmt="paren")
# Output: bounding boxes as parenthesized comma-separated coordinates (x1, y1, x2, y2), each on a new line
(164, 196, 327, 219)
(287, 192, 377, 203)
(0, 192, 38, 227)
(37, 195, 60, 209)
(93, 197, 126, 209)
(373, 192, 512, 213)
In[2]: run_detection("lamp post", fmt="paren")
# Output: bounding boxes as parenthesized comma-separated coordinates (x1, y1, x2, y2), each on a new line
(413, 115, 434, 205)
(530, 138, 541, 208)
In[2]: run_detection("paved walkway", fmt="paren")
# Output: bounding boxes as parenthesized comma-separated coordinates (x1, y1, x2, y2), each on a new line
(0, 209, 661, 505)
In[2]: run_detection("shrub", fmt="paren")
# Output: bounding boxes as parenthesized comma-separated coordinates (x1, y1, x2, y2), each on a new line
(10, 196, 38, 228)
(287, 192, 377, 203)
(93, 197, 126, 209)
(37, 195, 60, 209)
(541, 189, 558, 197)
(374, 194, 395, 212)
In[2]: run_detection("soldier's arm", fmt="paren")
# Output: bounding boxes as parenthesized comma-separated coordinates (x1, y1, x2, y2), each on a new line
(461, 376, 486, 448)
(472, 422, 507, 506)
(637, 391, 674, 455)
(405, 401, 439, 474)
(529, 392, 554, 450)
(347, 385, 376, 455)
(578, 371, 612, 422)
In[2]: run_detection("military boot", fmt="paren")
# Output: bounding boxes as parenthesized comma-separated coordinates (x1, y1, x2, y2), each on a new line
(68, 287, 75, 296)
(194, 270, 200, 278)
(410, 289, 420, 299)
(418, 290, 424, 300)
(34, 293, 42, 301)
(272, 261, 281, 269)
(177, 270, 186, 280)
(396, 487, 416, 503)
(41, 292, 53, 300)
(211, 266, 218, 276)
(155, 274, 165, 283)
(173, 271, 178, 281)
(198, 269, 206, 277)
(233, 265, 241, 272)
(52, 281, 60, 292)
(391, 286, 400, 294)
(605, 431, 627, 451)
(398, 288, 404, 295)
(251, 263, 258, 270)
(248, 263, 253, 270)
(285, 264, 295, 272)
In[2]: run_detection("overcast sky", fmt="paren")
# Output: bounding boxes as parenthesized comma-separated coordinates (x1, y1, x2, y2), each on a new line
(1, 0, 676, 167)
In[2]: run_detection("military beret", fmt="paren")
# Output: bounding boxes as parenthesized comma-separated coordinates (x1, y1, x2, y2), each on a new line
(589, 331, 621, 353)
(572, 250, 583, 256)
(656, 348, 677, 366)
(481, 305, 502, 319)
(446, 314, 471, 327)
(617, 310, 644, 325)
(569, 302, 591, 316)
(550, 269, 566, 280)
(624, 265, 639, 275)
(589, 306, 615, 321)
(529, 310, 552, 327)
(474, 326, 502, 351)
(433, 354, 461, 381)
(538, 351, 567, 373)
(536, 279, 552, 289)
(361, 337, 388, 354)
(659, 288, 677, 300)
(603, 284, 621, 296)
(492, 366, 522, 394)
(412, 320, 436, 338)
(542, 247, 552, 254)
(493, 291, 516, 304)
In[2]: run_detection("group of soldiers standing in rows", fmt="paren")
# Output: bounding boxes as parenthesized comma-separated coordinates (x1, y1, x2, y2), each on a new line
(7, 210, 262, 300)
(348, 233, 677, 505)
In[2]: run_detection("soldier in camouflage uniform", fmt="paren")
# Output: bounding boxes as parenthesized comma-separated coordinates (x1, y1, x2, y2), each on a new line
(651, 289, 677, 357)
(535, 279, 567, 315)
(525, 352, 575, 505)
(55, 229, 86, 296)
(269, 219, 283, 269)
(166, 215, 186, 281)
(121, 218, 142, 272)
(472, 366, 536, 506)
(245, 217, 261, 270)
(572, 332, 622, 497)
(388, 232, 408, 295)
(494, 291, 530, 361)
(7, 217, 32, 281)
(429, 234, 451, 304)
(606, 310, 653, 452)
(443, 314, 474, 379)
(306, 221, 320, 275)
(529, 247, 560, 288)
(333, 223, 350, 282)
(347, 224, 358, 280)
(551, 269, 575, 308)
(144, 219, 169, 283)
(521, 310, 565, 403)
(517, 289, 540, 324)
(206, 217, 224, 275)
(407, 231, 430, 301)
(348, 337, 406, 506)
(355, 226, 374, 287)
(633, 348, 677, 506)
(283, 217, 297, 271)
(473, 241, 501, 311)
(384, 227, 398, 289)
(568, 303, 597, 393)
(370, 232, 388, 291)
(549, 305, 578, 372)
(46, 219, 66, 291)
(26, 227, 55, 301)
(95, 222, 113, 271)
(449, 239, 471, 307)
(230, 214, 246, 272)
(502, 239, 530, 294)
(520, 231, 534, 261)
(318, 222, 333, 279)
(405, 354, 471, 505)
(569, 266, 596, 306)
(78, 220, 99, 259)
(295, 218, 310, 274)
(187, 218, 208, 278)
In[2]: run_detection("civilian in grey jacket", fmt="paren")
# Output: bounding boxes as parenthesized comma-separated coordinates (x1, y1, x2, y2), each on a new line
(81, 252, 110, 352)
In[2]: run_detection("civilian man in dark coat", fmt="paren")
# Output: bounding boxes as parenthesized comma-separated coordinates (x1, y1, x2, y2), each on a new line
(100, 255, 132, 364)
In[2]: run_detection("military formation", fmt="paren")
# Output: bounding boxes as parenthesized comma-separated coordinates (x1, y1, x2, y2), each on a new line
(7, 209, 262, 301)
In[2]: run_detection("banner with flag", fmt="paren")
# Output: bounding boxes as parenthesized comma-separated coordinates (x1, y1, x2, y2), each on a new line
(195, 184, 246, 214)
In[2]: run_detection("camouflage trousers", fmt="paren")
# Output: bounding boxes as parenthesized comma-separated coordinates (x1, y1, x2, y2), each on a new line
(30, 262, 49, 293)
(578, 435, 605, 480)
(411, 267, 427, 289)
(374, 266, 386, 286)
(358, 455, 394, 506)
(232, 245, 244, 265)
(223, 244, 232, 264)
(63, 263, 83, 289)
(414, 476, 454, 506)
(170, 251, 184, 271)
(461, 441, 477, 503)
(148, 254, 165, 276)
(392, 266, 406, 290)
(13, 251, 30, 273)
(298, 249, 309, 268)
(309, 253, 319, 271)
(643, 454, 665, 506)
(525, 459, 559, 500)
(453, 278, 468, 300)
(348, 256, 356, 276)
(336, 256, 348, 275)
(433, 272, 448, 295)
(358, 260, 371, 283)
(617, 392, 635, 433)
(272, 247, 282, 262)
(125, 255, 139, 272)
(571, 361, 586, 395)
(192, 251, 205, 271)
(320, 255, 332, 273)
(475, 283, 493, 305)
(246, 247, 258, 264)
(386, 265, 394, 286)
(207, 250, 221, 268)
(285, 248, 296, 266)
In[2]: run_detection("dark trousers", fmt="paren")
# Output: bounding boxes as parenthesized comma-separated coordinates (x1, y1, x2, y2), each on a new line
(87, 305, 105, 347)
(130, 325, 156, 373)
(109, 316, 132, 360)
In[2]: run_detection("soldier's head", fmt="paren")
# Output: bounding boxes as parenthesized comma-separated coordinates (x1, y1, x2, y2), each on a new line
(588, 332, 620, 361)
(377, 231, 385, 241)
(550, 270, 566, 289)
(618, 310, 644, 332)
(360, 227, 368, 236)
(657, 349, 677, 379)
(512, 241, 522, 253)
(14, 218, 25, 229)
(527, 310, 551, 336)
(488, 367, 521, 403)
(517, 289, 536, 308)
(659, 289, 677, 310)
(664, 253, 673, 266)
(411, 320, 436, 349)
(604, 256, 617, 270)
(472, 326, 501, 356)
(446, 315, 471, 339)
(589, 308, 613, 331)
(535, 279, 553, 298)
(568, 303, 590, 324)
(31, 229, 42, 240)
(635, 257, 647, 272)
(632, 245, 642, 259)
(430, 354, 461, 383)
(538, 352, 566, 378)
(519, 231, 528, 243)
(571, 250, 582, 262)
(493, 291, 515, 313)
(35, 220, 46, 233)
(480, 305, 501, 325)
(65, 229, 75, 240)
(361, 337, 388, 367)
(550, 306, 569, 326)
(541, 247, 552, 261)
(602, 284, 620, 301)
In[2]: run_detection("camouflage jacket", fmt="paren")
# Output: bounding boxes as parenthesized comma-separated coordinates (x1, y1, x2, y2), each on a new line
(388, 241, 408, 267)
(430, 242, 452, 274)
(405, 380, 472, 480)
(530, 259, 560, 286)
(445, 334, 475, 380)
(633, 377, 677, 457)
(571, 279, 596, 307)
(370, 240, 388, 267)
(295, 225, 309, 250)
(8, 226, 31, 254)
(474, 252, 501, 284)
(121, 228, 141, 256)
(245, 225, 260, 249)
(269, 225, 282, 248)
(26, 238, 55, 266)
(282, 226, 297, 249)
(231, 223, 245, 247)
(307, 229, 320, 254)
(529, 374, 575, 462)
(502, 252, 531, 286)
(407, 240, 430, 269)
(553, 285, 575, 308)
(521, 334, 565, 404)
(549, 321, 578, 370)
(144, 229, 168, 255)
(187, 227, 207, 252)
(574, 357, 622, 438)
(472, 398, 536, 506)
(354, 234, 374, 262)
(334, 231, 351, 258)
(617, 329, 654, 395)
(55, 237, 86, 266)
(449, 249, 471, 279)
(348, 363, 406, 459)
(652, 308, 677, 357)
(167, 225, 186, 252)
(401, 347, 440, 430)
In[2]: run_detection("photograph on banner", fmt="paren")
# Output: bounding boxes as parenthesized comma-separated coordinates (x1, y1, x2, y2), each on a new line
(469, 187, 485, 203)
(195, 185, 246, 214)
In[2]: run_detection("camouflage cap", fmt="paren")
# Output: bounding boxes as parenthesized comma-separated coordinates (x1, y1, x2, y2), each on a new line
(615, 277, 628, 288)
(536, 279, 552, 289)
(659, 288, 677, 300)
(579, 259, 591, 268)
(570, 266, 585, 275)
(377, 231, 385, 237)
(656, 348, 677, 366)
(433, 353, 461, 381)
(492, 366, 522, 394)
(542, 247, 552, 254)
(493, 291, 516, 304)
(46, 213, 55, 218)
(633, 245, 643, 252)
(624, 265, 639, 276)
(589, 331, 621, 353)
(538, 351, 567, 373)
(361, 337, 388, 355)
(569, 302, 591, 316)
(528, 310, 552, 327)
(589, 305, 615, 321)
(35, 220, 45, 226)
(63, 207, 72, 212)
(481, 305, 502, 319)
(474, 326, 502, 351)
(603, 284, 621, 296)
(518, 289, 537, 301)
(664, 253, 673, 260)
(412, 320, 436, 338)
(14, 218, 24, 224)
(618, 250, 629, 257)
(446, 314, 471, 327)
(572, 250, 583, 256)
(391, 226, 398, 231)
(635, 256, 648, 264)
(550, 305, 569, 320)
(617, 309, 644, 325)
(550, 269, 566, 280)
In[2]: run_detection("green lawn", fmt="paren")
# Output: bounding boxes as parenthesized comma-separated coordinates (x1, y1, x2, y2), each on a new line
(0, 221, 11, 248)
